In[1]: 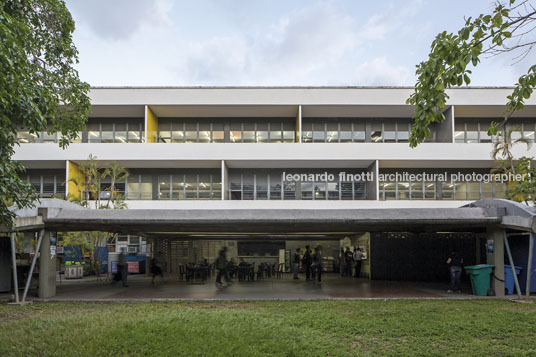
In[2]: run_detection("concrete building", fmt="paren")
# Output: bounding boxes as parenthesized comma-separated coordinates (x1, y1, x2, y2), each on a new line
(7, 87, 536, 299)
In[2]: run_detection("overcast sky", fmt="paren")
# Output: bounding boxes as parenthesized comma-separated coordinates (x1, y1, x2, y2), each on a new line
(64, 0, 536, 87)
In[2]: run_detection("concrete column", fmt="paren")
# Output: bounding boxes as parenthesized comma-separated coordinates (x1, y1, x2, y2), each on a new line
(38, 232, 56, 298)
(486, 227, 505, 297)
(366, 160, 379, 200)
(222, 160, 229, 200)
(436, 105, 455, 143)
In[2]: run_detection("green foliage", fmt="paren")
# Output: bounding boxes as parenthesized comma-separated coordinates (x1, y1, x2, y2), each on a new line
(1, 300, 536, 356)
(505, 156, 536, 204)
(0, 0, 90, 228)
(407, 0, 536, 147)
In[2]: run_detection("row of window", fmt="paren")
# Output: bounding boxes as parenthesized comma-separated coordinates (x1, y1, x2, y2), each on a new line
(379, 180, 507, 200)
(229, 172, 367, 200)
(454, 119, 536, 143)
(158, 121, 295, 143)
(301, 119, 425, 143)
(87, 121, 144, 143)
(24, 175, 66, 197)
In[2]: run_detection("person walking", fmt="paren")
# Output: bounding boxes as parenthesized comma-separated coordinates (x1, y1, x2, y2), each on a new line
(447, 251, 463, 293)
(353, 247, 363, 278)
(303, 245, 313, 281)
(150, 256, 163, 285)
(313, 246, 323, 283)
(215, 247, 231, 288)
(293, 248, 301, 280)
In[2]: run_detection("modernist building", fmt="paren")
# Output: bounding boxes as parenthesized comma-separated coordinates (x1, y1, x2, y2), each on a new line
(9, 87, 536, 298)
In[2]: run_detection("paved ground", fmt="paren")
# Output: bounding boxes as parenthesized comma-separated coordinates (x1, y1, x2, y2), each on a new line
(5, 273, 490, 301)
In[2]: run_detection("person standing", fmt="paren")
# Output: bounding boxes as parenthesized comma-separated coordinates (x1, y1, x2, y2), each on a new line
(313, 246, 323, 283)
(118, 252, 128, 287)
(293, 248, 301, 280)
(339, 248, 346, 277)
(353, 247, 363, 278)
(150, 256, 163, 285)
(303, 245, 312, 281)
(344, 247, 353, 277)
(215, 247, 231, 287)
(447, 251, 463, 293)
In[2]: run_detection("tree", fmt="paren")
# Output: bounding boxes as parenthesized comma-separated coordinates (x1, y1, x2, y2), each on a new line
(1, 0, 90, 228)
(407, 0, 536, 147)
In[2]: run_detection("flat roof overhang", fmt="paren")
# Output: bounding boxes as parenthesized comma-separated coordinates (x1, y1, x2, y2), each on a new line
(37, 207, 500, 236)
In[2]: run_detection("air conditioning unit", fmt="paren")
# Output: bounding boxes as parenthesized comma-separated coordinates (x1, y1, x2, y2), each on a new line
(127, 246, 138, 254)
(65, 265, 83, 279)
(56, 246, 64, 254)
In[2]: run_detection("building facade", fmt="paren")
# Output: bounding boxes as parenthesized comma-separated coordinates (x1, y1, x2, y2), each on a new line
(12, 87, 536, 280)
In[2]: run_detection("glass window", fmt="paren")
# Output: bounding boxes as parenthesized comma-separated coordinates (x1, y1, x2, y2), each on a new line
(302, 122, 313, 143)
(159, 122, 172, 143)
(42, 129, 56, 143)
(479, 120, 492, 143)
(383, 121, 396, 143)
(199, 123, 211, 143)
(185, 123, 197, 143)
(128, 123, 142, 143)
(269, 122, 282, 143)
(88, 122, 100, 143)
(494, 182, 507, 199)
(371, 123, 382, 142)
(339, 122, 352, 143)
(354, 182, 366, 199)
(159, 175, 171, 200)
(397, 121, 410, 142)
(425, 182, 436, 200)
(341, 182, 353, 200)
(454, 182, 467, 200)
(256, 123, 269, 143)
(127, 176, 139, 200)
(255, 174, 268, 200)
(383, 182, 396, 200)
(185, 174, 197, 199)
(301, 182, 313, 200)
(70, 131, 82, 143)
(212, 123, 225, 143)
(17, 131, 33, 143)
(327, 182, 339, 200)
(101, 123, 114, 143)
(212, 176, 221, 200)
(441, 181, 454, 200)
(172, 175, 184, 200)
(230, 173, 242, 200)
(42, 176, 55, 196)
(242, 174, 254, 200)
(467, 182, 480, 200)
(140, 175, 153, 200)
(454, 121, 465, 143)
(283, 122, 295, 143)
(523, 121, 535, 142)
(115, 123, 127, 143)
(230, 123, 242, 143)
(312, 122, 325, 143)
(171, 129, 184, 143)
(243, 123, 255, 143)
(198, 175, 211, 199)
(410, 181, 423, 199)
(269, 173, 281, 200)
(283, 181, 296, 200)
(466, 122, 478, 143)
(352, 122, 366, 142)
(481, 182, 493, 199)
(314, 181, 326, 200)
(509, 121, 522, 141)
(326, 122, 338, 143)
(397, 182, 410, 200)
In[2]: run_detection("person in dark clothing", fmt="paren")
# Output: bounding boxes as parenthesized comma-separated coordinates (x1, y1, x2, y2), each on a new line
(339, 248, 346, 277)
(150, 257, 163, 285)
(353, 248, 363, 278)
(344, 247, 353, 277)
(215, 247, 231, 287)
(303, 245, 313, 281)
(293, 248, 301, 280)
(447, 251, 463, 293)
(313, 246, 322, 283)
(118, 253, 128, 287)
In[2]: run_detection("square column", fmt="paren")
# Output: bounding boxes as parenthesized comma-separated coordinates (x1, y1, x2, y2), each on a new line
(38, 232, 57, 298)
(486, 227, 505, 297)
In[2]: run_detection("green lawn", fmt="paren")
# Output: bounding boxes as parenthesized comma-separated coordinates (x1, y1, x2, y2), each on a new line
(0, 300, 535, 356)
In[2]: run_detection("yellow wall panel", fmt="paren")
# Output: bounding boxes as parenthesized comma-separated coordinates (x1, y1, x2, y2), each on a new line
(146, 105, 158, 143)
(67, 161, 84, 201)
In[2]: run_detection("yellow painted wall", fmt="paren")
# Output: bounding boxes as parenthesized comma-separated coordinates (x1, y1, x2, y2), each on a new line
(67, 161, 85, 201)
(296, 105, 301, 143)
(146, 105, 158, 143)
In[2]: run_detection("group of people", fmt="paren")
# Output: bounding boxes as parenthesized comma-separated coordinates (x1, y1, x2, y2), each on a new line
(292, 245, 324, 282)
(339, 247, 363, 278)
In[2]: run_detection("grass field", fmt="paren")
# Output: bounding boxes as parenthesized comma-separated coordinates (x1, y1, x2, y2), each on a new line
(0, 300, 535, 356)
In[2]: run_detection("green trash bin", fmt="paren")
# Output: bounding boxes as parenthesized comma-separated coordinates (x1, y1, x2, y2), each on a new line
(464, 264, 495, 296)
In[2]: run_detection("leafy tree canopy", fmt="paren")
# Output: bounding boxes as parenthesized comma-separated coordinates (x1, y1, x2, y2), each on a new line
(0, 0, 90, 227)
(407, 0, 536, 147)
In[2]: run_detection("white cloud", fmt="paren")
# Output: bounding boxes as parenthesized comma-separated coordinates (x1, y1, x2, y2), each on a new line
(353, 57, 411, 85)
